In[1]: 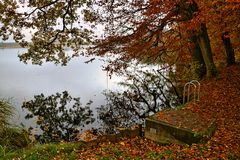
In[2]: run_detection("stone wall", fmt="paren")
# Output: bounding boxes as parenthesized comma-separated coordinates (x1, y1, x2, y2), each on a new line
(145, 116, 216, 145)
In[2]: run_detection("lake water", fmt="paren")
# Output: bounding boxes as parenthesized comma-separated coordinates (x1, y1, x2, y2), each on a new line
(0, 48, 120, 129)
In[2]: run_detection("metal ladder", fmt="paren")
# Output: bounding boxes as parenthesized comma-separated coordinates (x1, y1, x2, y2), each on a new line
(183, 80, 200, 104)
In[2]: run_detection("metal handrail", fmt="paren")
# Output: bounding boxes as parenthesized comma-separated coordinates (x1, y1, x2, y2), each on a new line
(190, 80, 200, 101)
(183, 80, 200, 104)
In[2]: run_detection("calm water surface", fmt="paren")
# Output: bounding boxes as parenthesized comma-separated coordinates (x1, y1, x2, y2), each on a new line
(0, 48, 120, 129)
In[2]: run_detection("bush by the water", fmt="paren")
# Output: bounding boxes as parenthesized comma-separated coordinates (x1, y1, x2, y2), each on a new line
(22, 91, 95, 143)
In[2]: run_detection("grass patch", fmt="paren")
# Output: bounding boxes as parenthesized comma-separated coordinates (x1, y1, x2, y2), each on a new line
(146, 150, 174, 160)
(175, 104, 185, 110)
(147, 151, 164, 159)
(1, 142, 84, 160)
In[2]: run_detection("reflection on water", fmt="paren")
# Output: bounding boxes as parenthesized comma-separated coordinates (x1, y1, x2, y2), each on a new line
(0, 48, 120, 129)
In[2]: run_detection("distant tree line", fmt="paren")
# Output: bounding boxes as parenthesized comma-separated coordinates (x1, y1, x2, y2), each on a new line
(0, 42, 21, 48)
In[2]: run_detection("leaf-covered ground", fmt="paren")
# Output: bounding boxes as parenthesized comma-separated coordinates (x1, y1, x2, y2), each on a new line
(71, 65, 240, 160)
(4, 66, 239, 160)
(6, 65, 237, 160)
(154, 108, 214, 133)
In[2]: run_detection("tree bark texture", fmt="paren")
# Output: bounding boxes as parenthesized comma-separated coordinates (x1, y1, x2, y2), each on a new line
(197, 24, 217, 78)
(190, 35, 206, 79)
(221, 32, 235, 66)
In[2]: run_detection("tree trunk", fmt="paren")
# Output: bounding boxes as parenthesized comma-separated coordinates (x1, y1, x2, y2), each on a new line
(197, 24, 217, 78)
(190, 35, 206, 79)
(221, 32, 235, 66)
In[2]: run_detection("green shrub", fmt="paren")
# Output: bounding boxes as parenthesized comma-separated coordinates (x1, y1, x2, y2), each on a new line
(0, 99, 14, 126)
(182, 62, 205, 81)
(0, 99, 30, 157)
(0, 126, 30, 150)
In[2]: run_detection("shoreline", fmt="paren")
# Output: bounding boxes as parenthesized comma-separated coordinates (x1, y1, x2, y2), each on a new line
(0, 42, 22, 49)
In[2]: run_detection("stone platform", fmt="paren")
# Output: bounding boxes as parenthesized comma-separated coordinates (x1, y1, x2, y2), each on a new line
(145, 109, 216, 145)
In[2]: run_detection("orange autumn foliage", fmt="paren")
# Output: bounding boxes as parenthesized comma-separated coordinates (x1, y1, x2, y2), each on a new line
(91, 0, 240, 75)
